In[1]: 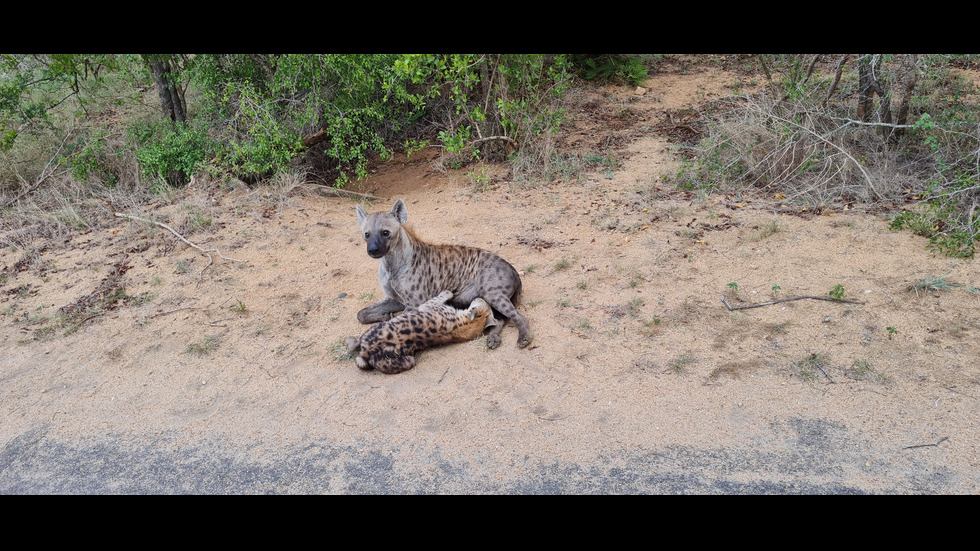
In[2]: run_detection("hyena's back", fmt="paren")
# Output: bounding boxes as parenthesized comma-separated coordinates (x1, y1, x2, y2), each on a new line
(406, 239, 522, 308)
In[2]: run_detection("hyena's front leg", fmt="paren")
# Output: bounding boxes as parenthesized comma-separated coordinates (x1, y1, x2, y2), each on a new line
(357, 297, 405, 324)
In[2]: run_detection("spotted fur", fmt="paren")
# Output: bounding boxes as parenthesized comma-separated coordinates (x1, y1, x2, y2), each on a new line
(345, 291, 497, 374)
(355, 199, 532, 349)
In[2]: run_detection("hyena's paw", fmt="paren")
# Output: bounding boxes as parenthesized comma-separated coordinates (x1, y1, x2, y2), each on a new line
(345, 336, 361, 352)
(517, 333, 534, 349)
(486, 333, 502, 350)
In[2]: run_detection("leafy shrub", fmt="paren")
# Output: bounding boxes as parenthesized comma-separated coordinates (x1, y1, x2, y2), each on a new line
(190, 54, 424, 185)
(128, 120, 216, 189)
(568, 54, 650, 86)
(394, 54, 571, 168)
(65, 129, 119, 187)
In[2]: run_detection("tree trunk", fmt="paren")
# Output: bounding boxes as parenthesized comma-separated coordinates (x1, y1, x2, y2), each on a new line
(150, 59, 186, 123)
(891, 54, 920, 139)
(857, 56, 875, 123)
(857, 54, 921, 141)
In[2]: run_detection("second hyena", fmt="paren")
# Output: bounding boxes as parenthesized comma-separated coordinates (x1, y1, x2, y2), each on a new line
(355, 199, 532, 349)
(345, 291, 497, 374)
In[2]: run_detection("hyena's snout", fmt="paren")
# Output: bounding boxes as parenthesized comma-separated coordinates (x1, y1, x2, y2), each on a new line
(365, 232, 392, 258)
(366, 240, 386, 258)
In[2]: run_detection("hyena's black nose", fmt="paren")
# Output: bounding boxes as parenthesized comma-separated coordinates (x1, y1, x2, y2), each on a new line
(367, 240, 386, 258)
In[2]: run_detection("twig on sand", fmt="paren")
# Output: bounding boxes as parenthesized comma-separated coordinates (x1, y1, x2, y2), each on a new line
(113, 212, 243, 273)
(721, 294, 863, 311)
(303, 184, 379, 201)
(811, 356, 835, 383)
(150, 306, 206, 319)
(903, 436, 949, 450)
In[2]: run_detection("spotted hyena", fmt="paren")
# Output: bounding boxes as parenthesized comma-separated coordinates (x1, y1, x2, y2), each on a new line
(355, 199, 532, 349)
(345, 291, 497, 374)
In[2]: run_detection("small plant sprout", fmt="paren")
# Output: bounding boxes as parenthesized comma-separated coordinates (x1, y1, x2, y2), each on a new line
(727, 282, 739, 294)
(771, 284, 781, 294)
(627, 296, 645, 317)
(668, 352, 696, 374)
(186, 335, 220, 356)
(829, 284, 846, 300)
(757, 219, 782, 239)
(230, 299, 247, 313)
(793, 352, 831, 383)
(552, 256, 573, 273)
(886, 326, 898, 338)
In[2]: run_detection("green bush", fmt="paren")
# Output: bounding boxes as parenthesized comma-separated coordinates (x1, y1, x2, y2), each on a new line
(394, 54, 571, 166)
(568, 54, 650, 86)
(65, 129, 119, 187)
(128, 120, 216, 189)
(189, 54, 423, 185)
(4, 54, 574, 192)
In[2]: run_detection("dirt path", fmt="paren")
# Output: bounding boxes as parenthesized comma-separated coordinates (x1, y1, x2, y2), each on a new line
(2, 64, 978, 494)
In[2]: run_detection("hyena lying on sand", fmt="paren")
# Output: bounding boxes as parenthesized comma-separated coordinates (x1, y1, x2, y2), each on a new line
(355, 199, 532, 349)
(345, 291, 497, 374)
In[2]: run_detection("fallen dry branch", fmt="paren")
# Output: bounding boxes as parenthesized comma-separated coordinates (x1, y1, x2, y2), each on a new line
(903, 436, 949, 450)
(149, 306, 206, 319)
(303, 184, 379, 201)
(114, 212, 243, 272)
(721, 294, 864, 311)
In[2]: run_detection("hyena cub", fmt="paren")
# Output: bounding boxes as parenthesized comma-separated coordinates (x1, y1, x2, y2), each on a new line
(345, 291, 497, 374)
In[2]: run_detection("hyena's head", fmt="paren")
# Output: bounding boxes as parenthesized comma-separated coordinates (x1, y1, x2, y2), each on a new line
(467, 298, 498, 330)
(355, 199, 408, 259)
(448, 297, 498, 342)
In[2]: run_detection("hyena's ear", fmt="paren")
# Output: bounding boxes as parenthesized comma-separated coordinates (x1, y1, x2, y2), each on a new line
(483, 311, 499, 329)
(356, 204, 368, 226)
(391, 199, 408, 225)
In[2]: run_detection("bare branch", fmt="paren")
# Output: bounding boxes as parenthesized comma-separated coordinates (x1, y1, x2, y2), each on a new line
(3, 127, 74, 209)
(721, 294, 864, 311)
(761, 108, 883, 199)
(822, 54, 851, 108)
(113, 212, 243, 273)
(904, 436, 949, 449)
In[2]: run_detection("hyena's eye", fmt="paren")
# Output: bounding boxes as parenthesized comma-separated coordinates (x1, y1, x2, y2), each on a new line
(364, 232, 370, 239)
(382, 230, 390, 237)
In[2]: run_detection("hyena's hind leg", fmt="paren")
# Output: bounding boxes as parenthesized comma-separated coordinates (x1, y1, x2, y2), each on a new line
(373, 354, 416, 375)
(483, 293, 532, 349)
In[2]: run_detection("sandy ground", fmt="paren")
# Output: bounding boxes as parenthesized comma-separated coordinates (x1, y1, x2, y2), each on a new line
(2, 62, 979, 494)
